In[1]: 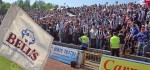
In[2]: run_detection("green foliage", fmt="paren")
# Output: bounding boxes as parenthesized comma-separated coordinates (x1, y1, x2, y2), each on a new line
(0, 0, 58, 14)
(23, 0, 30, 11)
(0, 1, 11, 15)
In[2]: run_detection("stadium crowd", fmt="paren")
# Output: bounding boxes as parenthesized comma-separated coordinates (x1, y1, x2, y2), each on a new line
(0, 2, 150, 57)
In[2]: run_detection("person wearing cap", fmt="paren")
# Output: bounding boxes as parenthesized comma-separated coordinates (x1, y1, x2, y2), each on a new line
(79, 32, 90, 50)
(136, 27, 147, 56)
(110, 32, 120, 57)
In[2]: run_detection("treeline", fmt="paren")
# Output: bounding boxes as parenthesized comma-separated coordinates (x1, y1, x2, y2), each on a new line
(0, 0, 59, 15)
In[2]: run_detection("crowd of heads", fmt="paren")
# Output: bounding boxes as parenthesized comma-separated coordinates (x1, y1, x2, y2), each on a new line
(0, 2, 150, 56)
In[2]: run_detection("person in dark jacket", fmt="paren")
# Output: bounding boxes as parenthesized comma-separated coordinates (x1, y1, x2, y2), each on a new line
(118, 31, 126, 55)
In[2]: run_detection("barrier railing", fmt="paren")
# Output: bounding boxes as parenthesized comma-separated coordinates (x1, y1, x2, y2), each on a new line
(53, 41, 150, 69)
(83, 51, 102, 70)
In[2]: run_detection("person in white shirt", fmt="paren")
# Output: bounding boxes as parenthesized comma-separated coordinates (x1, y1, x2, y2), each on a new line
(58, 22, 64, 42)
(90, 26, 97, 48)
(56, 23, 60, 32)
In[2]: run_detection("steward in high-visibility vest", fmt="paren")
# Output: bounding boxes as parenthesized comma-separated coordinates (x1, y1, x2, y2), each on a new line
(79, 32, 89, 50)
(110, 32, 120, 57)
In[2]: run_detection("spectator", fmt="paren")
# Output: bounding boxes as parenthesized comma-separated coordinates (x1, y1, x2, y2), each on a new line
(1, 2, 150, 57)
(95, 27, 105, 49)
(143, 23, 150, 56)
(104, 28, 112, 50)
(90, 26, 97, 48)
(130, 24, 139, 54)
(118, 30, 126, 55)
(136, 28, 147, 56)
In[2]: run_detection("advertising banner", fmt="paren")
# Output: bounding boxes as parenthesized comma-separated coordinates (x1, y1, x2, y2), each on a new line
(0, 5, 53, 70)
(100, 55, 150, 70)
(49, 45, 78, 64)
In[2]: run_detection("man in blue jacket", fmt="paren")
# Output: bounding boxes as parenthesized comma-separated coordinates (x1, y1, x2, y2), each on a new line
(136, 28, 147, 56)
(130, 24, 139, 54)
(143, 25, 150, 56)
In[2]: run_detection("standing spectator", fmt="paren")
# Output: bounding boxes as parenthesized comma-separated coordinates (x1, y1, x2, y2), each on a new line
(143, 25, 150, 56)
(110, 17, 117, 33)
(82, 22, 89, 34)
(136, 28, 147, 56)
(72, 25, 80, 45)
(118, 31, 126, 55)
(110, 32, 120, 57)
(90, 26, 97, 48)
(63, 22, 70, 43)
(95, 27, 105, 49)
(68, 23, 74, 43)
(124, 30, 132, 54)
(130, 24, 139, 54)
(104, 28, 112, 50)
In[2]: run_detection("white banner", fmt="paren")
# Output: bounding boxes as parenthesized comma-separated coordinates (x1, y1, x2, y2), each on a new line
(0, 5, 53, 70)
(50, 45, 78, 64)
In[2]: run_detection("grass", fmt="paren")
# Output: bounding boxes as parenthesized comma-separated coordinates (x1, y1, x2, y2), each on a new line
(0, 55, 23, 70)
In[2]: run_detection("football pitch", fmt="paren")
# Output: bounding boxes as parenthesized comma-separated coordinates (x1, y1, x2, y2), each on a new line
(0, 55, 23, 70)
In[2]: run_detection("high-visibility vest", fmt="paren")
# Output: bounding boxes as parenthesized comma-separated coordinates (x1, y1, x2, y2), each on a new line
(81, 35, 89, 44)
(110, 36, 120, 49)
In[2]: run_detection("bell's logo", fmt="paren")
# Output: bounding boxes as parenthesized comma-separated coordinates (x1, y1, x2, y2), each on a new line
(5, 29, 39, 61)
(22, 29, 35, 45)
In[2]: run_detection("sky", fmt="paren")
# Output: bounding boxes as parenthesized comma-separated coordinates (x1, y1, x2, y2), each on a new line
(3, 0, 139, 7)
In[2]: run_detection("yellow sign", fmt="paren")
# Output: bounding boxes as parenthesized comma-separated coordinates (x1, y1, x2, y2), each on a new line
(100, 55, 150, 70)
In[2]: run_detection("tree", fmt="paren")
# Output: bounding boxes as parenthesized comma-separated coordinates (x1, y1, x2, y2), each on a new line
(24, 0, 30, 11)
(42, 3, 55, 10)
(0, 2, 11, 15)
(31, 0, 38, 10)
(16, 0, 24, 9)
(37, 0, 45, 10)
(0, 0, 58, 14)
(54, 5, 59, 9)
(31, 0, 56, 10)
(0, 0, 3, 9)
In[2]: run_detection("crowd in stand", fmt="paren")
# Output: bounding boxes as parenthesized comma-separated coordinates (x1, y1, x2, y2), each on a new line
(0, 2, 150, 57)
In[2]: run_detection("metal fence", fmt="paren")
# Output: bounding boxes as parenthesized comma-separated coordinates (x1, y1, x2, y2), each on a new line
(83, 51, 102, 70)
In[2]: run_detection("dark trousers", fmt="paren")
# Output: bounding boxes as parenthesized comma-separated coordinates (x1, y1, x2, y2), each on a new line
(111, 29, 116, 33)
(90, 38, 96, 48)
(72, 33, 80, 45)
(81, 47, 87, 50)
(68, 34, 72, 44)
(55, 31, 59, 41)
(61, 32, 66, 43)
(65, 33, 69, 43)
(131, 40, 135, 54)
(111, 48, 120, 57)
(104, 39, 110, 50)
